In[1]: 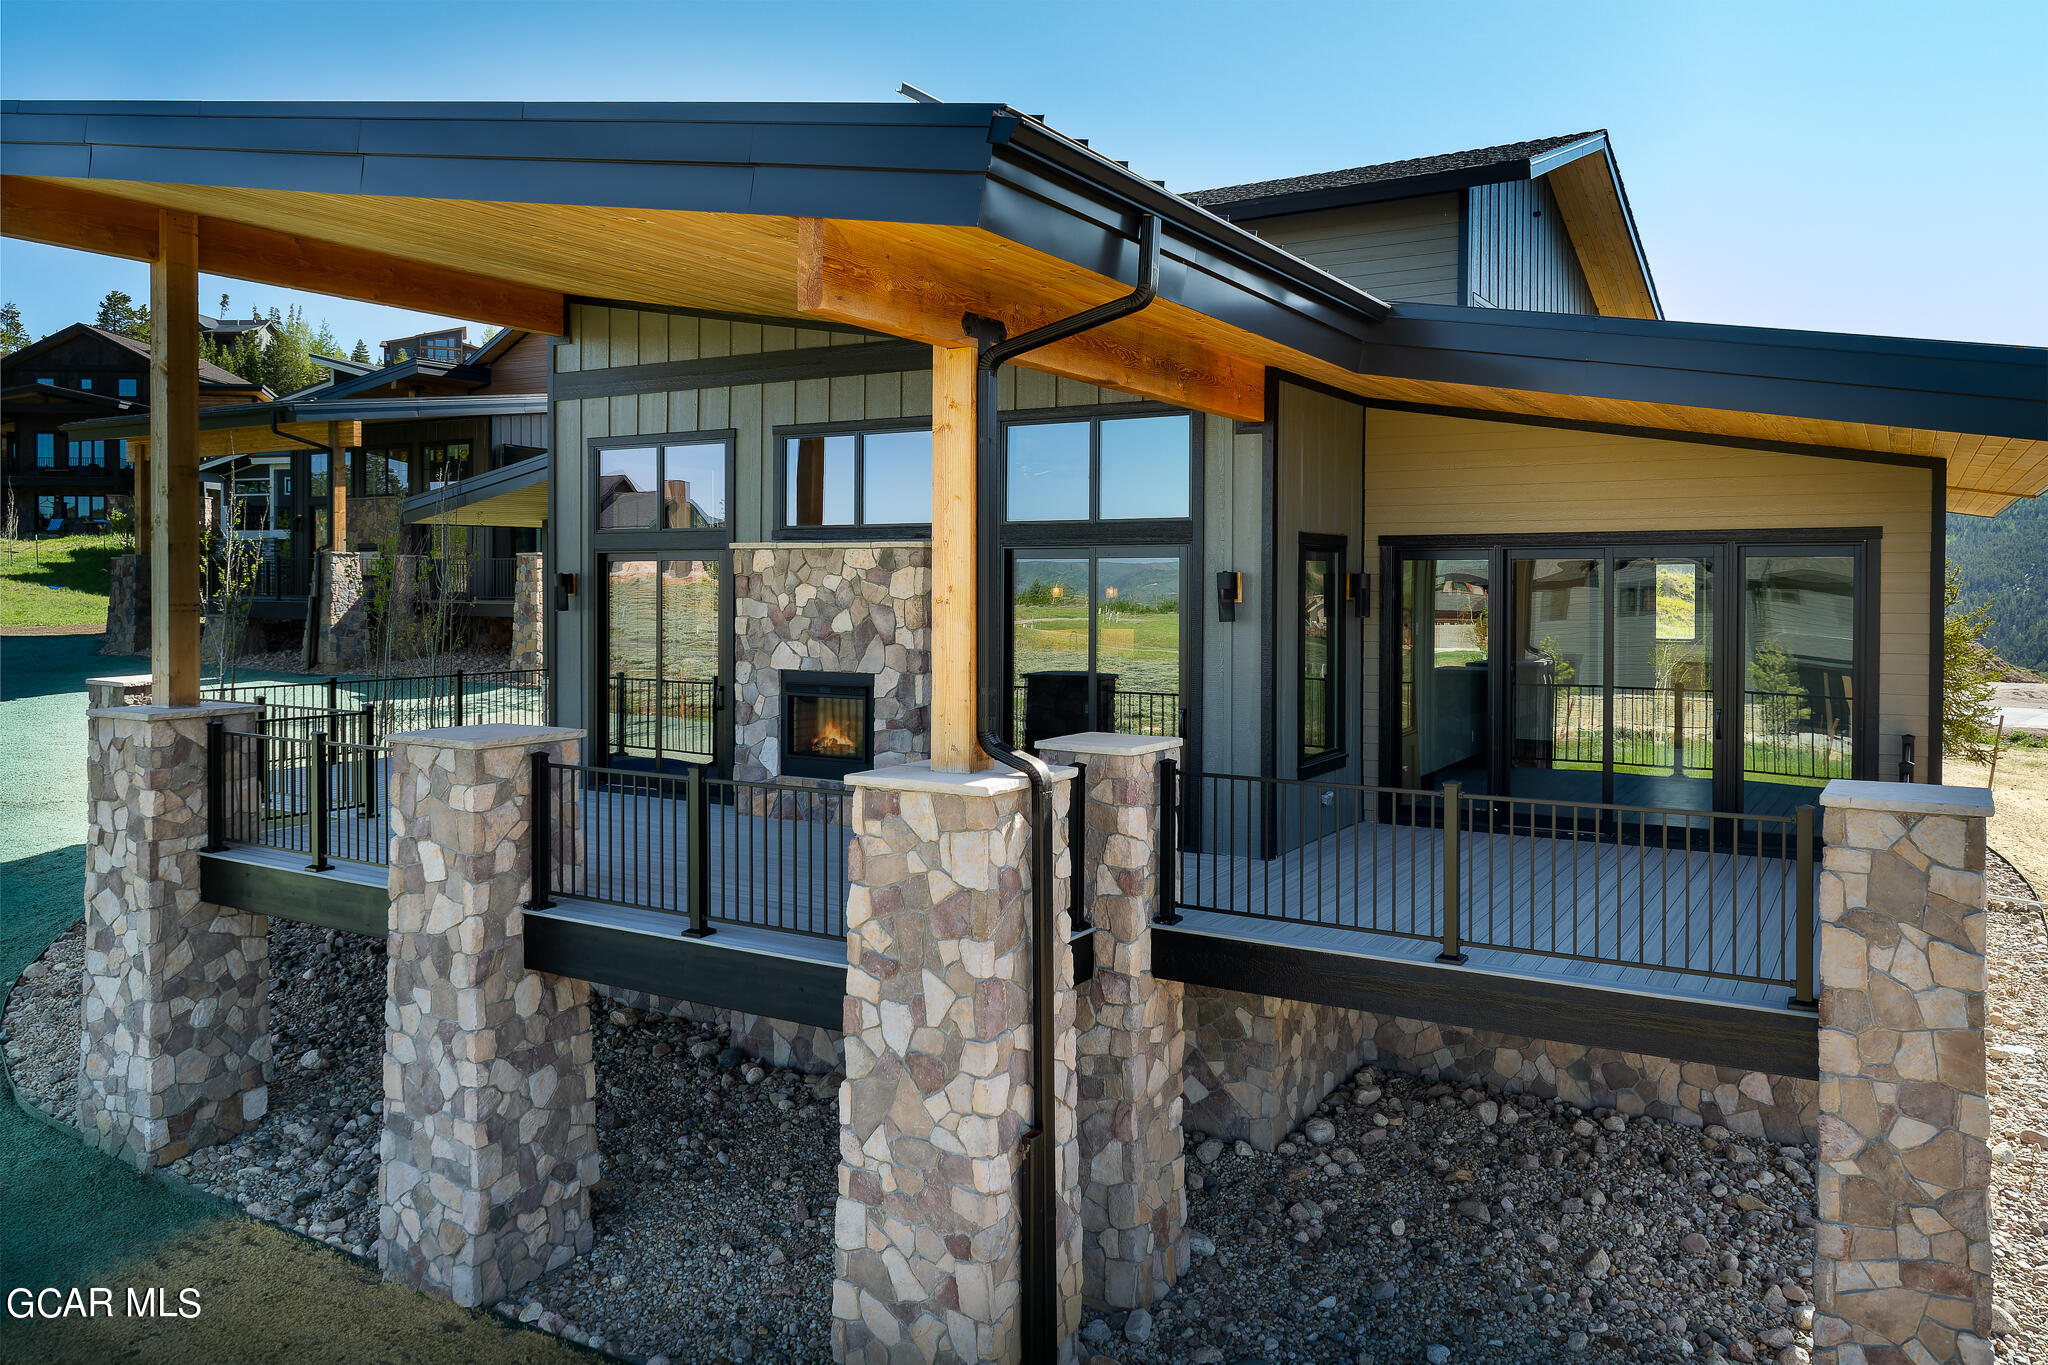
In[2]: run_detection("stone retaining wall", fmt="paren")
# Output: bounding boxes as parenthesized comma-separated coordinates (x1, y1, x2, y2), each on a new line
(1182, 987, 1819, 1148)
(512, 551, 544, 672)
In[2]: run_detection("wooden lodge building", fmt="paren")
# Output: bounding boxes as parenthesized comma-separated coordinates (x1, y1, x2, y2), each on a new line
(5, 103, 2042, 1364)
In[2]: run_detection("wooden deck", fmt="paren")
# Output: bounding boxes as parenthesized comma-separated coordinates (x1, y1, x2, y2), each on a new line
(239, 759, 1810, 1009)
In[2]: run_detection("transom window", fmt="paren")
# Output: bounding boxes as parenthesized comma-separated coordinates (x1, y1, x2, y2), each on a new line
(1005, 412, 1191, 523)
(780, 424, 933, 532)
(596, 436, 729, 533)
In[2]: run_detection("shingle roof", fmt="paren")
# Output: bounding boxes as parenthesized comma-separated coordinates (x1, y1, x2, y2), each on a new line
(87, 325, 257, 387)
(1187, 132, 1601, 209)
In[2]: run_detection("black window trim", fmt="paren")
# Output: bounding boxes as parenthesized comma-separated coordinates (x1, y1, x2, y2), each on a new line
(998, 403, 1197, 535)
(771, 416, 936, 540)
(1003, 543, 1193, 742)
(1297, 532, 1347, 778)
(589, 428, 738, 548)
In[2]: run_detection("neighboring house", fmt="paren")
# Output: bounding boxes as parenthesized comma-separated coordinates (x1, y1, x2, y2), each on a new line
(198, 310, 277, 350)
(66, 327, 550, 625)
(0, 322, 265, 533)
(379, 325, 476, 366)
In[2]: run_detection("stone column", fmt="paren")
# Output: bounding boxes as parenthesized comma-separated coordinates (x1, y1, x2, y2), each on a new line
(511, 550, 545, 672)
(1035, 733, 1187, 1311)
(85, 673, 156, 708)
(833, 760, 1080, 1364)
(80, 701, 269, 1169)
(102, 553, 151, 655)
(379, 723, 597, 1308)
(320, 549, 373, 671)
(1814, 780, 1995, 1365)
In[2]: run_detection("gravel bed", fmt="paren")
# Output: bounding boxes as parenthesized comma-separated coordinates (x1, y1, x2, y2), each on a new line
(1987, 846, 2047, 1364)
(1084, 1067, 1820, 1365)
(3, 917, 838, 1363)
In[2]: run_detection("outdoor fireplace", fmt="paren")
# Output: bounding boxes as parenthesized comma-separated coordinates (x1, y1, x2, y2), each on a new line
(781, 671, 874, 779)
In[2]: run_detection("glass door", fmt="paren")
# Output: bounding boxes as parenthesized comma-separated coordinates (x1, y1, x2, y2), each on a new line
(1507, 554, 1607, 804)
(1739, 550, 1858, 815)
(1396, 551, 1492, 791)
(603, 554, 725, 770)
(1008, 550, 1184, 749)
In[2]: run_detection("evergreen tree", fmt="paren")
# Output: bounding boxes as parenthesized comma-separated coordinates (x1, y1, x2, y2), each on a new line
(351, 339, 371, 364)
(0, 302, 26, 356)
(94, 289, 152, 341)
(1943, 564, 2000, 760)
(1745, 638, 1810, 736)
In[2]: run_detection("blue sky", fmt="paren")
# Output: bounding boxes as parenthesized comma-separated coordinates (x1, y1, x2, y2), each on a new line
(2, 0, 2042, 349)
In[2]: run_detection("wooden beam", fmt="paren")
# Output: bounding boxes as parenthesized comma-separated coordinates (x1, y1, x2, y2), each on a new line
(798, 218, 1265, 422)
(3, 176, 566, 336)
(929, 344, 987, 773)
(328, 424, 347, 550)
(150, 210, 201, 707)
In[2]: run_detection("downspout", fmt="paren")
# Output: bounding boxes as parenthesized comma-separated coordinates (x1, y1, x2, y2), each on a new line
(965, 213, 1162, 1361)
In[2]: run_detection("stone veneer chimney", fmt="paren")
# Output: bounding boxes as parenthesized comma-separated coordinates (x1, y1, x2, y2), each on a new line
(730, 542, 931, 783)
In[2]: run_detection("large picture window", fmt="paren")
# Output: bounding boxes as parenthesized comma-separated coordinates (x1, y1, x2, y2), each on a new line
(1005, 412, 1191, 524)
(597, 437, 729, 533)
(1009, 550, 1184, 747)
(779, 424, 933, 532)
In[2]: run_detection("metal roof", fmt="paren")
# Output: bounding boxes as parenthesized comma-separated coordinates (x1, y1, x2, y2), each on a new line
(64, 390, 545, 440)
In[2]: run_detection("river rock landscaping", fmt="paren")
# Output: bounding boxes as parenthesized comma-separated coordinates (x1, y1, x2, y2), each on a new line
(1988, 850, 2046, 1365)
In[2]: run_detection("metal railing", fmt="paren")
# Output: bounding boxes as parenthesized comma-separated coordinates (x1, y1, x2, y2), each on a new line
(609, 673, 720, 762)
(459, 556, 520, 602)
(1166, 769, 1816, 1001)
(532, 755, 848, 940)
(204, 667, 546, 733)
(206, 717, 387, 867)
(1009, 684, 1182, 747)
(1513, 682, 1853, 782)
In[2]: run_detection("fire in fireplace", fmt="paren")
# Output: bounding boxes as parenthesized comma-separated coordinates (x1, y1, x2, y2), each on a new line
(781, 672, 874, 778)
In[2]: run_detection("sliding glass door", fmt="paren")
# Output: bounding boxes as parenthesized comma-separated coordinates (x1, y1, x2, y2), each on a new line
(1390, 537, 1865, 816)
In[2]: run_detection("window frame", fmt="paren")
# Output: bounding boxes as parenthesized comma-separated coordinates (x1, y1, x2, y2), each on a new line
(1297, 533, 1347, 777)
(588, 429, 738, 549)
(998, 403, 1197, 542)
(772, 418, 936, 539)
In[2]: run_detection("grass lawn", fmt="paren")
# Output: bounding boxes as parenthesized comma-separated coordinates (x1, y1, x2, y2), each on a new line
(0, 535, 125, 630)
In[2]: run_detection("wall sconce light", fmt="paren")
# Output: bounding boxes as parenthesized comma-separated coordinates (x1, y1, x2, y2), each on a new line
(1349, 571, 1371, 618)
(554, 571, 578, 612)
(1215, 570, 1242, 623)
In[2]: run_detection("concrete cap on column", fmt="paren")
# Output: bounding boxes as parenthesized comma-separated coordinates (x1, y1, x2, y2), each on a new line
(86, 699, 262, 722)
(1035, 731, 1183, 758)
(844, 757, 1077, 794)
(85, 673, 155, 691)
(1819, 779, 1995, 819)
(385, 724, 585, 750)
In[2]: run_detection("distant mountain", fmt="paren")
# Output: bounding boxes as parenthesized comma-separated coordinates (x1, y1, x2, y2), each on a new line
(1949, 496, 2048, 675)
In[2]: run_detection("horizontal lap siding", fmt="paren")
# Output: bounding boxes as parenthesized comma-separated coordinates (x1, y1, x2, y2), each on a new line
(1359, 409, 1934, 784)
(1250, 194, 1462, 304)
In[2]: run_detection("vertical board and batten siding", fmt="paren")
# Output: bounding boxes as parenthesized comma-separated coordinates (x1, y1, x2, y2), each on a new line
(1202, 414, 1268, 780)
(489, 412, 547, 453)
(1356, 408, 1935, 784)
(1465, 179, 1596, 314)
(1272, 381, 1368, 785)
(551, 304, 1255, 748)
(1247, 194, 1463, 304)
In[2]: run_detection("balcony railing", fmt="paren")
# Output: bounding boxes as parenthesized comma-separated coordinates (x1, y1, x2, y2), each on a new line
(609, 673, 720, 763)
(206, 714, 386, 868)
(205, 667, 546, 733)
(1168, 768, 1816, 1001)
(1513, 683, 1853, 782)
(1010, 684, 1182, 748)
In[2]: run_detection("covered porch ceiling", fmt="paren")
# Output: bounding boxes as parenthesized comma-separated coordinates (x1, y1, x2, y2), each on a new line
(4, 100, 2041, 511)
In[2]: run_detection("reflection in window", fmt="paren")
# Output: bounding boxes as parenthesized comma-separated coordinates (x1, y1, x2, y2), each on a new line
(1397, 554, 1490, 790)
(1006, 422, 1089, 521)
(1099, 415, 1190, 518)
(783, 428, 932, 529)
(788, 435, 854, 527)
(362, 451, 410, 496)
(1743, 553, 1856, 810)
(598, 446, 659, 529)
(1300, 544, 1341, 764)
(661, 442, 727, 530)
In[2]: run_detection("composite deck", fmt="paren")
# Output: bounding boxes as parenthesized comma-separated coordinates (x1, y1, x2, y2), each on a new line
(236, 761, 1811, 1010)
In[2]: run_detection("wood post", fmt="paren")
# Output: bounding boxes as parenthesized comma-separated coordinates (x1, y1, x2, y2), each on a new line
(327, 423, 347, 549)
(929, 344, 987, 773)
(150, 210, 201, 706)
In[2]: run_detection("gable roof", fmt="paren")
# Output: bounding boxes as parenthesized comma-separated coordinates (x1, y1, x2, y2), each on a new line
(0, 320, 261, 387)
(1189, 132, 1601, 211)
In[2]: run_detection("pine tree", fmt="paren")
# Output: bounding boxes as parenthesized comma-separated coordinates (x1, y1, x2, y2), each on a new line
(0, 302, 27, 356)
(94, 289, 152, 341)
(351, 339, 371, 364)
(1943, 564, 2000, 760)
